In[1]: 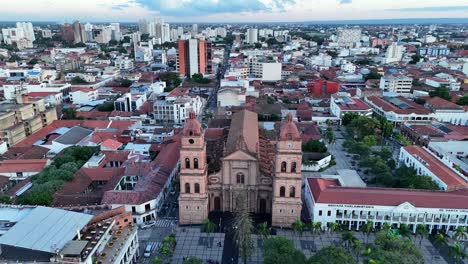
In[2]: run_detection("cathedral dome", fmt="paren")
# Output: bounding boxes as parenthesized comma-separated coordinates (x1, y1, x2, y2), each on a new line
(279, 113, 301, 141)
(183, 111, 203, 137)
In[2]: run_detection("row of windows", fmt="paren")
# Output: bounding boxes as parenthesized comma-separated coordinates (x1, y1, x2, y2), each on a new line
(279, 186, 296, 198)
(280, 161, 297, 173)
(185, 182, 200, 194)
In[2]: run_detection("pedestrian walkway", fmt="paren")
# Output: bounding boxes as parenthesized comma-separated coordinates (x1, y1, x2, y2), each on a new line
(171, 227, 225, 264)
(154, 218, 177, 228)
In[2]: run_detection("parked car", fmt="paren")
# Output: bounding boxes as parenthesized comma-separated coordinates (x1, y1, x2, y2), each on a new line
(143, 245, 152, 257)
(141, 220, 156, 229)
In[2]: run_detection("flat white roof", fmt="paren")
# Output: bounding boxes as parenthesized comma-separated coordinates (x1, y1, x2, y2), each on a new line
(0, 206, 93, 253)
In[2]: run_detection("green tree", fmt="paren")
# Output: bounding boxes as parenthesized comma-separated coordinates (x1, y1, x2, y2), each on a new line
(429, 88, 451, 101)
(302, 140, 327, 153)
(257, 222, 270, 240)
(398, 223, 411, 237)
(183, 257, 202, 264)
(159, 72, 181, 91)
(341, 231, 356, 251)
(364, 71, 382, 81)
(71, 76, 88, 84)
(434, 232, 446, 248)
(0, 195, 11, 204)
(369, 230, 423, 264)
(202, 218, 216, 234)
(292, 220, 305, 236)
(234, 192, 254, 264)
(324, 127, 336, 144)
(409, 54, 422, 64)
(363, 135, 377, 147)
(363, 221, 374, 244)
(62, 108, 77, 120)
(263, 237, 307, 264)
(351, 239, 362, 263)
(153, 257, 163, 264)
(120, 78, 133, 87)
(449, 243, 467, 264)
(457, 95, 468, 106)
(415, 224, 428, 247)
(308, 246, 355, 264)
(342, 113, 359, 126)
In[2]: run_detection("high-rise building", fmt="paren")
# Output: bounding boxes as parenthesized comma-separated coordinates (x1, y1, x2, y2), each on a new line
(177, 39, 212, 77)
(16, 22, 35, 42)
(384, 43, 405, 64)
(246, 28, 258, 44)
(138, 19, 149, 34)
(192, 24, 198, 34)
(337, 28, 361, 47)
(72, 20, 85, 43)
(110, 23, 122, 41)
(177, 26, 184, 37)
(60, 23, 75, 43)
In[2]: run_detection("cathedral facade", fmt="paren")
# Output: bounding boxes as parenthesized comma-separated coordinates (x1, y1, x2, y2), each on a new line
(178, 110, 302, 227)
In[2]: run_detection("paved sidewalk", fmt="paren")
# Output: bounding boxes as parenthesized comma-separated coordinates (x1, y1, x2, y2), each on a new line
(171, 227, 225, 264)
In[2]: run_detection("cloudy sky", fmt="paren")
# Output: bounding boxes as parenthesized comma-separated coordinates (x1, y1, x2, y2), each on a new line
(0, 0, 467, 23)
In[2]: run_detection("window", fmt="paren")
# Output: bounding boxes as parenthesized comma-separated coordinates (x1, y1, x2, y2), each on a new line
(194, 158, 199, 169)
(185, 183, 190, 193)
(185, 158, 190, 169)
(194, 183, 200, 193)
(319, 210, 322, 216)
(289, 186, 296, 198)
(124, 218, 129, 222)
(287, 133, 292, 140)
(291, 162, 297, 173)
(281, 161, 287, 173)
(131, 206, 136, 213)
(280, 186, 285, 197)
(327, 211, 331, 216)
(236, 172, 245, 184)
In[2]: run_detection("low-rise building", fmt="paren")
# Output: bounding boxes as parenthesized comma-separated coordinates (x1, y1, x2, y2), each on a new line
(379, 73, 413, 96)
(330, 94, 372, 121)
(70, 88, 99, 105)
(304, 177, 468, 233)
(365, 96, 432, 126)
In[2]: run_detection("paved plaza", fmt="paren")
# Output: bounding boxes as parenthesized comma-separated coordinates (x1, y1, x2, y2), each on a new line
(249, 230, 449, 264)
(171, 227, 225, 264)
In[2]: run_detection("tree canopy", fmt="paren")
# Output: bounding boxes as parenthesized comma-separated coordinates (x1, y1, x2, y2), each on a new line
(429, 88, 451, 101)
(263, 237, 307, 264)
(308, 246, 355, 264)
(302, 140, 327, 153)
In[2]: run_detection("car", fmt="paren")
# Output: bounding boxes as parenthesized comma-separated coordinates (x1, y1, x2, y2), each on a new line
(141, 220, 156, 229)
(143, 245, 152, 257)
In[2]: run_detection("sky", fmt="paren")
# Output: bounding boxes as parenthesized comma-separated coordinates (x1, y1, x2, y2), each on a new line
(0, 0, 467, 23)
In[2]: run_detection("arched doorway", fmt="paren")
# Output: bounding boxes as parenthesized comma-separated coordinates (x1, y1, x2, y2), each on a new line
(214, 197, 221, 211)
(259, 199, 267, 214)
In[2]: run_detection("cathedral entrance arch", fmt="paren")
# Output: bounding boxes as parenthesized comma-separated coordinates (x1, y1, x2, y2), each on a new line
(214, 197, 221, 211)
(259, 198, 267, 214)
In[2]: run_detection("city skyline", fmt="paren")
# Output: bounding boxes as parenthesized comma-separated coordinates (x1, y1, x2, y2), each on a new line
(0, 0, 467, 23)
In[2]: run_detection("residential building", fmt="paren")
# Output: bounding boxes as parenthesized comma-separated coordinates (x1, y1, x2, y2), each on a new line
(379, 73, 413, 96)
(153, 96, 203, 124)
(0, 159, 50, 181)
(246, 28, 258, 44)
(337, 28, 361, 47)
(248, 57, 282, 81)
(72, 20, 85, 43)
(417, 46, 450, 57)
(114, 93, 147, 112)
(177, 39, 212, 77)
(70, 88, 99, 105)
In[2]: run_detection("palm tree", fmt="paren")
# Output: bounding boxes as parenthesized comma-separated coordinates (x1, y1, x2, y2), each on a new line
(368, 259, 381, 264)
(202, 218, 216, 234)
(382, 222, 391, 231)
(313, 222, 323, 240)
(434, 232, 446, 248)
(363, 220, 373, 244)
(454, 226, 468, 244)
(449, 242, 467, 264)
(328, 222, 341, 238)
(415, 224, 428, 247)
(341, 231, 356, 251)
(398, 223, 411, 237)
(234, 191, 254, 264)
(257, 222, 270, 240)
(291, 220, 305, 236)
(351, 239, 362, 263)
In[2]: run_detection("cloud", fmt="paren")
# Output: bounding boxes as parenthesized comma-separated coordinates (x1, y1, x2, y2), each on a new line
(339, 0, 352, 4)
(386, 5, 468, 12)
(126, 0, 296, 16)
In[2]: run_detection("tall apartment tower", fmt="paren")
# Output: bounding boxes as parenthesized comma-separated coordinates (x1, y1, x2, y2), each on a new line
(179, 112, 209, 225)
(247, 28, 258, 44)
(177, 39, 211, 77)
(72, 20, 85, 44)
(272, 113, 303, 227)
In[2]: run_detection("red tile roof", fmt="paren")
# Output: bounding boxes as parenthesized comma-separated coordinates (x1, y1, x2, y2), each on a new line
(366, 96, 432, 115)
(0, 159, 49, 173)
(101, 139, 123, 150)
(425, 97, 465, 111)
(403, 146, 467, 191)
(308, 178, 468, 209)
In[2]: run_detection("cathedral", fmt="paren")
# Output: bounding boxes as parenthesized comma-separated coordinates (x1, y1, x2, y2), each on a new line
(178, 110, 303, 227)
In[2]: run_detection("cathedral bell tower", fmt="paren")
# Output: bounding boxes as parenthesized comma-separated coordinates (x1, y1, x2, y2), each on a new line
(178, 112, 209, 225)
(272, 113, 303, 227)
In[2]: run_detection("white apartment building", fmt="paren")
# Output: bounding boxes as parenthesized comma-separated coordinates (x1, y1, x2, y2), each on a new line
(115, 56, 135, 70)
(424, 97, 467, 126)
(1, 27, 33, 50)
(399, 146, 468, 191)
(305, 53, 332, 67)
(134, 40, 153, 62)
(69, 88, 99, 104)
(3, 82, 72, 101)
(330, 94, 372, 120)
(153, 97, 203, 124)
(16, 22, 35, 42)
(304, 177, 468, 233)
(114, 93, 147, 112)
(248, 57, 282, 81)
(383, 43, 405, 64)
(337, 28, 362, 47)
(340, 62, 356, 73)
(425, 73, 460, 91)
(246, 28, 258, 44)
(217, 87, 246, 107)
(379, 73, 413, 96)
